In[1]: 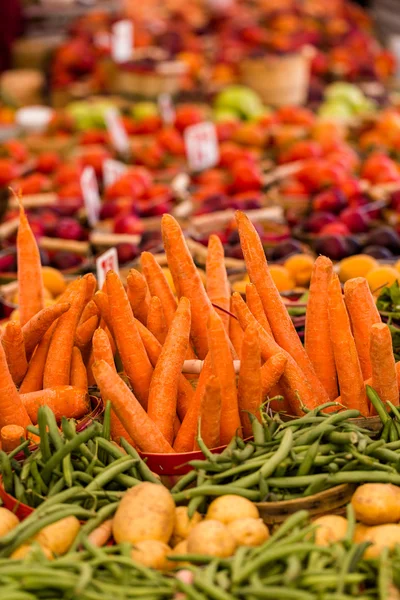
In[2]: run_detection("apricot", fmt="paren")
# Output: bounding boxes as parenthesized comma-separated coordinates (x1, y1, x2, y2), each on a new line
(366, 266, 400, 294)
(268, 266, 295, 292)
(338, 255, 378, 283)
(284, 254, 314, 286)
(41, 267, 67, 297)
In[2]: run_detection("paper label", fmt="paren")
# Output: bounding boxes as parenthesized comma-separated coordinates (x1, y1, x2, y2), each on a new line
(103, 158, 127, 188)
(81, 166, 101, 227)
(158, 93, 175, 125)
(111, 20, 134, 63)
(184, 122, 219, 172)
(96, 247, 119, 290)
(104, 108, 130, 156)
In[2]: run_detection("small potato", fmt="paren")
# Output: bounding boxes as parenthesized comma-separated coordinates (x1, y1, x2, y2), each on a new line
(227, 518, 269, 547)
(361, 524, 400, 559)
(171, 507, 202, 546)
(131, 540, 174, 571)
(113, 482, 175, 544)
(354, 523, 370, 543)
(313, 515, 348, 546)
(206, 495, 259, 525)
(351, 484, 400, 525)
(187, 520, 236, 558)
(0, 507, 19, 538)
(171, 539, 189, 567)
(36, 516, 80, 555)
(11, 544, 53, 560)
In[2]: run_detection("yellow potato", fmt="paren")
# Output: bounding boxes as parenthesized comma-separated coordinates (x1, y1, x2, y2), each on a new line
(172, 539, 189, 567)
(35, 516, 80, 556)
(131, 540, 174, 570)
(113, 482, 175, 544)
(313, 515, 348, 546)
(171, 506, 202, 546)
(361, 524, 400, 559)
(187, 520, 236, 558)
(351, 484, 400, 525)
(0, 507, 19, 538)
(11, 544, 53, 560)
(354, 523, 370, 543)
(206, 495, 259, 524)
(227, 518, 269, 547)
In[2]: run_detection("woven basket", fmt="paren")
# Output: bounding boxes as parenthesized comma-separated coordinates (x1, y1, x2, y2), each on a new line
(111, 61, 186, 99)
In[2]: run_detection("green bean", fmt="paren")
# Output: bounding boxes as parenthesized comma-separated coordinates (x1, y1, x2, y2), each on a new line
(7, 440, 30, 460)
(329, 471, 400, 485)
(120, 439, 160, 485)
(378, 546, 391, 600)
(85, 456, 136, 491)
(234, 586, 316, 599)
(327, 431, 359, 445)
(390, 421, 399, 443)
(47, 476, 65, 497)
(297, 438, 319, 476)
(13, 473, 27, 505)
(61, 416, 76, 441)
(193, 573, 235, 600)
(43, 407, 63, 450)
(170, 469, 197, 494)
(176, 579, 208, 600)
(284, 555, 302, 584)
(30, 460, 48, 495)
(380, 420, 391, 442)
(188, 470, 207, 518)
(232, 444, 255, 463)
(250, 413, 265, 445)
(0, 451, 13, 494)
(367, 386, 389, 424)
(70, 502, 119, 552)
(173, 485, 260, 503)
(62, 454, 73, 488)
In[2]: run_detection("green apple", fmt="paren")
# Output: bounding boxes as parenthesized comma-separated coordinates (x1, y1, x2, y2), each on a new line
(213, 107, 240, 122)
(131, 102, 159, 121)
(318, 100, 354, 119)
(214, 85, 264, 120)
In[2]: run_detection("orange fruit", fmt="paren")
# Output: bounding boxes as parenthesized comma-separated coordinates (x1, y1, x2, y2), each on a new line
(366, 266, 400, 295)
(268, 265, 295, 292)
(338, 254, 378, 283)
(41, 267, 67, 297)
(284, 254, 314, 286)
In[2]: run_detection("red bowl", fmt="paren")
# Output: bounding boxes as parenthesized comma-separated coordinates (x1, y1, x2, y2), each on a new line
(139, 443, 229, 477)
(0, 477, 33, 519)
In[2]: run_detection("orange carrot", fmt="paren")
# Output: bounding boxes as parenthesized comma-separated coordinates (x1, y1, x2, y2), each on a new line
(1, 425, 25, 453)
(162, 214, 214, 359)
(2, 321, 28, 385)
(174, 354, 212, 452)
(208, 311, 241, 444)
(43, 278, 87, 387)
(195, 374, 221, 450)
(70, 347, 88, 390)
(93, 360, 174, 453)
(106, 271, 153, 409)
(246, 284, 272, 336)
(135, 319, 194, 421)
(92, 328, 115, 368)
(261, 353, 287, 400)
(344, 277, 381, 380)
(0, 342, 31, 430)
(19, 322, 57, 394)
(206, 234, 230, 331)
(83, 273, 97, 304)
(232, 292, 317, 415)
(126, 269, 150, 325)
(335, 361, 400, 405)
(229, 303, 243, 359)
(370, 323, 399, 407)
(16, 193, 44, 326)
(304, 256, 338, 400)
(22, 302, 71, 360)
(236, 211, 329, 406)
(21, 386, 89, 424)
(147, 296, 167, 345)
(75, 315, 99, 350)
(93, 291, 114, 335)
(141, 251, 177, 327)
(86, 350, 96, 387)
(238, 323, 262, 438)
(79, 300, 100, 326)
(87, 519, 113, 548)
(328, 274, 368, 415)
(147, 297, 191, 444)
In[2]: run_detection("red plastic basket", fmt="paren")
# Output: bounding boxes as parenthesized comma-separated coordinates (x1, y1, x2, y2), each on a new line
(139, 442, 228, 478)
(0, 477, 33, 519)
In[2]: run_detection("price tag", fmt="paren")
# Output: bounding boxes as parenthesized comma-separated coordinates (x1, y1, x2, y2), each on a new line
(184, 122, 219, 172)
(111, 20, 134, 63)
(81, 166, 101, 227)
(103, 158, 127, 188)
(104, 108, 130, 156)
(96, 247, 119, 290)
(158, 93, 175, 125)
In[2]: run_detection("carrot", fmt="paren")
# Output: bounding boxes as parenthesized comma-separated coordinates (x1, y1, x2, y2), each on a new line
(19, 322, 57, 394)
(22, 302, 70, 359)
(86, 350, 96, 387)
(106, 271, 153, 409)
(174, 354, 212, 452)
(141, 251, 177, 327)
(328, 274, 369, 415)
(83, 273, 97, 304)
(135, 319, 194, 421)
(126, 269, 150, 325)
(236, 211, 329, 406)
(92, 360, 174, 453)
(304, 256, 338, 400)
(75, 315, 99, 350)
(208, 311, 241, 444)
(232, 292, 317, 415)
(92, 328, 115, 368)
(79, 300, 100, 326)
(206, 234, 230, 331)
(70, 347, 88, 390)
(0, 342, 31, 430)
(162, 214, 214, 359)
(16, 193, 44, 326)
(1, 425, 25, 453)
(238, 323, 262, 438)
(93, 291, 114, 335)
(261, 353, 287, 400)
(87, 519, 113, 548)
(2, 321, 28, 385)
(335, 361, 400, 405)
(370, 323, 399, 408)
(21, 386, 89, 424)
(147, 297, 191, 445)
(147, 296, 167, 345)
(246, 284, 272, 335)
(344, 277, 381, 380)
(43, 278, 87, 388)
(229, 303, 243, 359)
(195, 374, 221, 450)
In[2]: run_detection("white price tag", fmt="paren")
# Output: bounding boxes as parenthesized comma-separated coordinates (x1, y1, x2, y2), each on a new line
(158, 93, 175, 125)
(104, 108, 130, 156)
(103, 158, 127, 188)
(81, 166, 101, 227)
(184, 122, 219, 172)
(96, 247, 119, 290)
(111, 20, 134, 63)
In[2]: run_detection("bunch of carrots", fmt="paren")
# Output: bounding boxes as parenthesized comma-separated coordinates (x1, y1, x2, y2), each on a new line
(0, 195, 397, 457)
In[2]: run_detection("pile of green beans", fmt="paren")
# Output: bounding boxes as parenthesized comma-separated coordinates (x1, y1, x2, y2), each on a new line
(0, 403, 160, 509)
(368, 385, 400, 443)
(172, 399, 400, 512)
